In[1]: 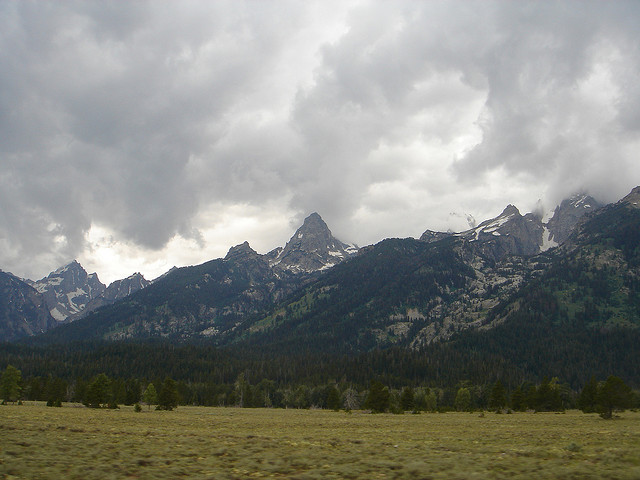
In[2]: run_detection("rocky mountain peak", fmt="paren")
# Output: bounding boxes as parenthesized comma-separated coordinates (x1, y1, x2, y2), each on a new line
(225, 241, 259, 262)
(546, 193, 602, 244)
(73, 271, 150, 320)
(501, 205, 520, 217)
(32, 260, 106, 323)
(419, 229, 453, 243)
(0, 272, 56, 341)
(102, 272, 150, 300)
(621, 186, 640, 208)
(271, 213, 358, 274)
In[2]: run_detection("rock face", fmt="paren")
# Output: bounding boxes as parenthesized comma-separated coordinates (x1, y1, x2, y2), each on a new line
(31, 213, 360, 342)
(462, 205, 544, 261)
(419, 230, 453, 243)
(0, 272, 56, 341)
(76, 272, 150, 319)
(31, 260, 106, 322)
(621, 186, 640, 209)
(546, 194, 602, 244)
(269, 212, 358, 274)
(420, 194, 603, 261)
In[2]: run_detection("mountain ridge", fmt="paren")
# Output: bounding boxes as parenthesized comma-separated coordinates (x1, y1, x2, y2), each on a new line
(3, 190, 635, 349)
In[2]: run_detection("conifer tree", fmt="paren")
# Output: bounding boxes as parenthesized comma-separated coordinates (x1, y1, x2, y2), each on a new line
(489, 380, 506, 412)
(578, 376, 598, 413)
(0, 365, 22, 404)
(85, 374, 111, 408)
(366, 381, 390, 413)
(510, 385, 527, 412)
(400, 387, 415, 412)
(326, 385, 341, 411)
(596, 376, 633, 419)
(142, 383, 158, 410)
(157, 377, 179, 411)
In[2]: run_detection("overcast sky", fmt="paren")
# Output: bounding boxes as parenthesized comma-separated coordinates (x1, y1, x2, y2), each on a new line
(1, 1, 639, 284)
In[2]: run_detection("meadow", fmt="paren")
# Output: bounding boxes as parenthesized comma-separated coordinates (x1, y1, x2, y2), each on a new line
(1, 404, 639, 479)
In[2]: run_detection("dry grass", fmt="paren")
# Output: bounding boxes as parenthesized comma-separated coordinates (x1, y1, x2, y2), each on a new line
(1, 404, 639, 479)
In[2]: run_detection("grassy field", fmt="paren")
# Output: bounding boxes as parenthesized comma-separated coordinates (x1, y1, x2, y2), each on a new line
(1, 405, 639, 479)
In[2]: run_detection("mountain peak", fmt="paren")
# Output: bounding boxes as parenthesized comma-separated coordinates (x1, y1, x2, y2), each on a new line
(271, 213, 357, 274)
(305, 211, 323, 222)
(501, 205, 520, 217)
(621, 186, 640, 209)
(546, 193, 602, 244)
(225, 241, 258, 261)
(33, 260, 106, 323)
(299, 212, 330, 232)
(52, 259, 84, 275)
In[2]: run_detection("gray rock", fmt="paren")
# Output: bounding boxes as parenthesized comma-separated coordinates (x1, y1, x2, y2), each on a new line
(74, 272, 150, 319)
(270, 212, 358, 274)
(546, 194, 602, 244)
(0, 271, 57, 341)
(32, 260, 106, 322)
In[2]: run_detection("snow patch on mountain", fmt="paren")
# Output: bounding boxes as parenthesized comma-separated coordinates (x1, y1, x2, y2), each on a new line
(540, 227, 558, 252)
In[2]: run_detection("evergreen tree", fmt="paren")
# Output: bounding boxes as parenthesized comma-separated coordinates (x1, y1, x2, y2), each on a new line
(400, 387, 415, 411)
(124, 378, 142, 406)
(234, 373, 248, 408)
(366, 381, 390, 413)
(534, 377, 563, 412)
(510, 385, 527, 412)
(326, 385, 341, 411)
(84, 373, 111, 408)
(157, 377, 179, 411)
(596, 376, 633, 419)
(488, 380, 506, 412)
(1, 365, 22, 404)
(143, 383, 158, 410)
(578, 376, 599, 413)
(46, 377, 67, 407)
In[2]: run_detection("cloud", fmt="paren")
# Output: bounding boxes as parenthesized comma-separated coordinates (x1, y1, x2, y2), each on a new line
(1, 1, 639, 282)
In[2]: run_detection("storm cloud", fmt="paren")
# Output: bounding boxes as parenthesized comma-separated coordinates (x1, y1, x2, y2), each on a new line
(1, 1, 639, 283)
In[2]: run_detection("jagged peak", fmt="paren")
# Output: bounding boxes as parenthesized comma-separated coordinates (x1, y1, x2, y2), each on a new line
(500, 204, 520, 217)
(621, 185, 640, 209)
(52, 259, 84, 275)
(299, 212, 330, 232)
(225, 241, 258, 260)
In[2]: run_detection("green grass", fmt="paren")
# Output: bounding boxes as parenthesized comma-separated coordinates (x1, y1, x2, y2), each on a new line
(1, 405, 639, 479)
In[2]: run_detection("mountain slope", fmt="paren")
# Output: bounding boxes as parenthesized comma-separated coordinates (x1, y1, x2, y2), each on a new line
(420, 193, 602, 261)
(31, 214, 357, 343)
(31, 260, 106, 322)
(20, 191, 637, 353)
(268, 212, 358, 274)
(74, 272, 150, 320)
(233, 188, 637, 354)
(0, 272, 56, 341)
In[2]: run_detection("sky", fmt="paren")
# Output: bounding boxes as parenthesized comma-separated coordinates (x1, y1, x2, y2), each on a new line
(1, 1, 640, 284)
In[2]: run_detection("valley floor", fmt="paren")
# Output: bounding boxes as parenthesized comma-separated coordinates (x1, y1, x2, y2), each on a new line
(1, 404, 639, 479)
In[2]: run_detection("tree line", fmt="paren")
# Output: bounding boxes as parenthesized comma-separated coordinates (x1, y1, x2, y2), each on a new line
(2, 364, 637, 417)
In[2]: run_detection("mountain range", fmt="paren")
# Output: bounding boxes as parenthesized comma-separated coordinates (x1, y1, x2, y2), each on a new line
(0, 212, 357, 342)
(3, 186, 631, 347)
(2, 188, 638, 354)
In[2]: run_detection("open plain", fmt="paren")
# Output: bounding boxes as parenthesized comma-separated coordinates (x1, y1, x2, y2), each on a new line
(1, 405, 639, 479)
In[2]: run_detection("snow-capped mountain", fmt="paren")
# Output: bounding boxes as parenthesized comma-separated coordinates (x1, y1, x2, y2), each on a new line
(27, 260, 151, 324)
(420, 193, 602, 261)
(546, 194, 602, 245)
(268, 212, 358, 274)
(31, 260, 106, 322)
(75, 272, 151, 319)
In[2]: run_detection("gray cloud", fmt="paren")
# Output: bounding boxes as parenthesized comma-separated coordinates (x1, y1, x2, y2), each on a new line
(1, 1, 639, 281)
